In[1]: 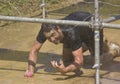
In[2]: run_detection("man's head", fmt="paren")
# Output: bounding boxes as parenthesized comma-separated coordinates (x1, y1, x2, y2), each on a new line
(42, 23, 63, 44)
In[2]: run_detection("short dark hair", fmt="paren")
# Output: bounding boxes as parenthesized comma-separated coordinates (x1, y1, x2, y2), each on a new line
(41, 23, 58, 32)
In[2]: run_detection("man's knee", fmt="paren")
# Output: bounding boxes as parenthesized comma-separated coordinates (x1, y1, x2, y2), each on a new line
(82, 43, 88, 52)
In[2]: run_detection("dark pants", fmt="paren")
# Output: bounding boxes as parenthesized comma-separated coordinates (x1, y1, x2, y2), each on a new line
(62, 41, 105, 67)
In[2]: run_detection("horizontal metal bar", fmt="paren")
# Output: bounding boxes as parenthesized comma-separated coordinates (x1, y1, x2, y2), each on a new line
(103, 15, 120, 23)
(0, 15, 120, 29)
(0, 15, 89, 26)
(103, 23, 120, 29)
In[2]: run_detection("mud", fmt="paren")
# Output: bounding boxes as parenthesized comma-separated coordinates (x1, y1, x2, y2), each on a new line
(0, 19, 120, 84)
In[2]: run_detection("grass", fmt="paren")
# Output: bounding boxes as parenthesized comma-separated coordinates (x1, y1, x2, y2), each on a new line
(0, 0, 119, 16)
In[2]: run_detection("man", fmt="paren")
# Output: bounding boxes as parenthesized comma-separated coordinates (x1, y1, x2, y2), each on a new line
(24, 11, 120, 77)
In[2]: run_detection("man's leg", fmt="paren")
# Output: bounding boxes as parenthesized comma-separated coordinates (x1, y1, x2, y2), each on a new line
(82, 42, 89, 53)
(83, 37, 120, 64)
(101, 39, 120, 63)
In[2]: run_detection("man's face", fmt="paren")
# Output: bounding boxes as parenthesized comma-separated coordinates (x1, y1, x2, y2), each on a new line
(44, 29, 62, 44)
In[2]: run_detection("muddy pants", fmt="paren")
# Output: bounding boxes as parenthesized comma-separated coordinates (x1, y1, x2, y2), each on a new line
(62, 39, 120, 67)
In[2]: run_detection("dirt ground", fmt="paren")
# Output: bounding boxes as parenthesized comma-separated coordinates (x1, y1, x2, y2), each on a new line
(0, 16, 120, 84)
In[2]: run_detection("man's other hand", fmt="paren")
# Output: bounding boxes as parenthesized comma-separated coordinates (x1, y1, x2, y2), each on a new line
(51, 60, 66, 73)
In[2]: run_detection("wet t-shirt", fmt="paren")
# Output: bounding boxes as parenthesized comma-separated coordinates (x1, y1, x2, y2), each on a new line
(36, 24, 96, 51)
(60, 25, 95, 51)
(36, 11, 103, 51)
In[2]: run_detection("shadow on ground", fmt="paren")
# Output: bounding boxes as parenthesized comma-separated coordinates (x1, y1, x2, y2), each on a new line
(0, 48, 120, 73)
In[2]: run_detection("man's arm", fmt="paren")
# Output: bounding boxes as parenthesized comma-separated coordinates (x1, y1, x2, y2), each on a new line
(64, 47, 83, 72)
(25, 40, 43, 77)
(51, 47, 83, 73)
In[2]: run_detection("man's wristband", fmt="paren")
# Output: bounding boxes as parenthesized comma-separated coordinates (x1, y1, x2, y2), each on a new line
(28, 60, 36, 67)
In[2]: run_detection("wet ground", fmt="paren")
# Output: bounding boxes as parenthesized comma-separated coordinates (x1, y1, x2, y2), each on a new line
(0, 20, 120, 84)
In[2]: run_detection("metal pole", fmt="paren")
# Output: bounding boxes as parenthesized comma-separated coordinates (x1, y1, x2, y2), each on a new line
(42, 0, 45, 18)
(103, 15, 120, 23)
(0, 15, 120, 28)
(0, 15, 90, 26)
(40, 0, 46, 18)
(103, 23, 120, 29)
(93, 0, 100, 84)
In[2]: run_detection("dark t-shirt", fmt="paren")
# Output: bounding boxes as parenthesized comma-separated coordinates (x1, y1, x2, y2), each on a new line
(36, 11, 103, 52)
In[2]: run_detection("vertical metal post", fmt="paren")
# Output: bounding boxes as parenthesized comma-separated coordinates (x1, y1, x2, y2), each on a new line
(40, 0, 46, 18)
(42, 0, 45, 18)
(93, 0, 100, 84)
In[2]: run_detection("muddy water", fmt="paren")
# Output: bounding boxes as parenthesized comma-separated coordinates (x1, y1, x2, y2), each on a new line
(0, 52, 120, 84)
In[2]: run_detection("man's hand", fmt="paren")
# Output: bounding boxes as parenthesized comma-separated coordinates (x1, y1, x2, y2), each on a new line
(24, 70, 34, 77)
(51, 60, 67, 73)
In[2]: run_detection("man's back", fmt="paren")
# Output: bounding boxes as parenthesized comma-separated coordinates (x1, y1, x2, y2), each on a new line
(63, 11, 92, 21)
(61, 11, 94, 41)
(60, 11, 103, 54)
